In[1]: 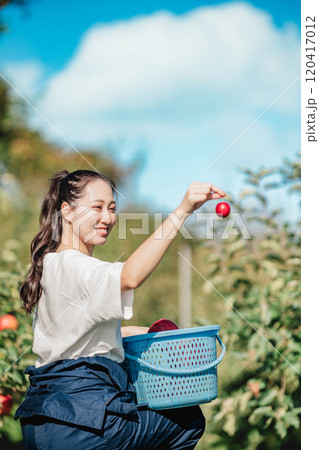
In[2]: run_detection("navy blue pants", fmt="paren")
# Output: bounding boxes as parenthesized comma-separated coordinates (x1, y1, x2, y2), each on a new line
(20, 406, 205, 449)
(15, 356, 205, 449)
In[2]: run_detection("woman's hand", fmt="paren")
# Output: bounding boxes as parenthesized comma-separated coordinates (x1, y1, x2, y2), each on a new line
(121, 326, 149, 337)
(178, 181, 226, 215)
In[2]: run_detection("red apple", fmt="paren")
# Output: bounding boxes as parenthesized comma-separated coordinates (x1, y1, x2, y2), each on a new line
(0, 394, 13, 416)
(148, 319, 179, 333)
(0, 314, 19, 332)
(215, 202, 231, 218)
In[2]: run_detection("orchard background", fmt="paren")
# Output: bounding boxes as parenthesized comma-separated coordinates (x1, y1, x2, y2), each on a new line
(0, 71, 301, 448)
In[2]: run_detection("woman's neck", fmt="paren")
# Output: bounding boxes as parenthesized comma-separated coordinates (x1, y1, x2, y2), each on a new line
(56, 242, 94, 256)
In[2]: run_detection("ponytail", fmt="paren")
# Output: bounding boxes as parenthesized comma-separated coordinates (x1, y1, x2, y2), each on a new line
(19, 169, 117, 314)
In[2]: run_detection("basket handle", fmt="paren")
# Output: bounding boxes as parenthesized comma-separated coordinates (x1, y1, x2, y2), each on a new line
(124, 334, 226, 375)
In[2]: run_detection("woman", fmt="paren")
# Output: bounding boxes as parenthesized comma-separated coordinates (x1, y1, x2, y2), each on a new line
(14, 169, 226, 449)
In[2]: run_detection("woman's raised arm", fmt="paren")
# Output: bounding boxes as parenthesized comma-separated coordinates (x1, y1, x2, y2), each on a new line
(121, 182, 225, 290)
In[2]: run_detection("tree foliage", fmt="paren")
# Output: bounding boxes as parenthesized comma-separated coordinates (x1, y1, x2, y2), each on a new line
(0, 241, 33, 445)
(198, 157, 301, 450)
(0, 59, 300, 449)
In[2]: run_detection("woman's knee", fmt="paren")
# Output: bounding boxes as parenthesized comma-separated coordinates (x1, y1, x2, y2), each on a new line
(192, 412, 206, 440)
(184, 407, 206, 439)
(158, 405, 206, 449)
(168, 412, 206, 450)
(180, 406, 206, 448)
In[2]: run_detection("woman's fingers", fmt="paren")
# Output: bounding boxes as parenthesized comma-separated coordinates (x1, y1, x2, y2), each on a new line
(210, 184, 226, 197)
(189, 182, 226, 198)
(179, 181, 226, 214)
(210, 192, 225, 199)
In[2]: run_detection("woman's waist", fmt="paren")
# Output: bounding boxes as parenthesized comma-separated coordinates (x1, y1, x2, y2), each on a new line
(15, 356, 138, 430)
(26, 355, 130, 394)
(33, 338, 126, 369)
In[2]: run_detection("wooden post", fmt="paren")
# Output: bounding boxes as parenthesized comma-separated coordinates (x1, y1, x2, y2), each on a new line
(178, 243, 192, 328)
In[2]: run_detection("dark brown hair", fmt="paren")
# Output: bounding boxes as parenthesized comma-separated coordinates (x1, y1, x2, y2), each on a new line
(20, 169, 117, 314)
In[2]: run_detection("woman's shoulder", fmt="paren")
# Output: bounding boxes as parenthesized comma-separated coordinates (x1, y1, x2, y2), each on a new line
(46, 249, 88, 257)
(45, 249, 102, 262)
(43, 249, 120, 275)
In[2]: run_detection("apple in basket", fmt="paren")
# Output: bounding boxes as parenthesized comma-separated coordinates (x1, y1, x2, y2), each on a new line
(148, 319, 179, 333)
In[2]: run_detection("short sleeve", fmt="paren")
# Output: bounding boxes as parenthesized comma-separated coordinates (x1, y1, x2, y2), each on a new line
(80, 258, 134, 324)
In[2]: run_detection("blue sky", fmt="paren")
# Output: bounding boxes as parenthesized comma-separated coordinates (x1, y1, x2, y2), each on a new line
(0, 0, 301, 222)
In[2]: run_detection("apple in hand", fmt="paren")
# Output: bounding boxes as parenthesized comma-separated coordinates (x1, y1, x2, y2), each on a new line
(215, 202, 231, 218)
(148, 319, 179, 333)
(0, 394, 13, 416)
(0, 314, 18, 332)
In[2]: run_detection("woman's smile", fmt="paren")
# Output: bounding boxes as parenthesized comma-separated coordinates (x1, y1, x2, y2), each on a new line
(95, 227, 108, 236)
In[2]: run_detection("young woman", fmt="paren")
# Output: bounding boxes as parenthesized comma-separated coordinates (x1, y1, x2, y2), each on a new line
(14, 169, 226, 449)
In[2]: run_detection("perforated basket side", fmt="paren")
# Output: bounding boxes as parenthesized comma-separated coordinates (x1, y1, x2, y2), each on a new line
(124, 334, 217, 372)
(122, 326, 225, 409)
(139, 369, 219, 410)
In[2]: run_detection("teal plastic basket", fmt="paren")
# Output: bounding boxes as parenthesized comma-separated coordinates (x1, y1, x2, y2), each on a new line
(122, 325, 226, 410)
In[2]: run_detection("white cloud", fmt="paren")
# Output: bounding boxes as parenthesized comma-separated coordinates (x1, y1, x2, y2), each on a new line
(2, 60, 44, 96)
(39, 2, 300, 125)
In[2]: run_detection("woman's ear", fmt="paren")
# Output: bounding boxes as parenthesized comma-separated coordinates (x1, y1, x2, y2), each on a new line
(60, 202, 73, 224)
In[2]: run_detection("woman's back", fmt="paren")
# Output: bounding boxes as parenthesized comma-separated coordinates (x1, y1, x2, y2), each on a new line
(32, 249, 134, 368)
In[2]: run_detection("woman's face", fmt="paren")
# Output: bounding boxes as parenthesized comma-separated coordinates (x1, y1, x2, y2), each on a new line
(62, 179, 117, 251)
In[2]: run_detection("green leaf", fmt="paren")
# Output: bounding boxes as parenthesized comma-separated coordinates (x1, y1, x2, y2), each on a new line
(1, 415, 23, 443)
(259, 389, 278, 406)
(275, 419, 287, 438)
(239, 189, 257, 199)
(264, 182, 281, 189)
(247, 429, 265, 448)
(7, 370, 25, 385)
(223, 413, 236, 436)
(226, 240, 246, 257)
(239, 391, 252, 413)
(283, 411, 300, 429)
(248, 406, 273, 425)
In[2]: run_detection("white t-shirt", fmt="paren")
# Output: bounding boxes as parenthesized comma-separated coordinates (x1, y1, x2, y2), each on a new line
(32, 249, 134, 368)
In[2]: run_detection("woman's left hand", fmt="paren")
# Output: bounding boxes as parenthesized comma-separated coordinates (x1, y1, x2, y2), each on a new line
(121, 326, 149, 337)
